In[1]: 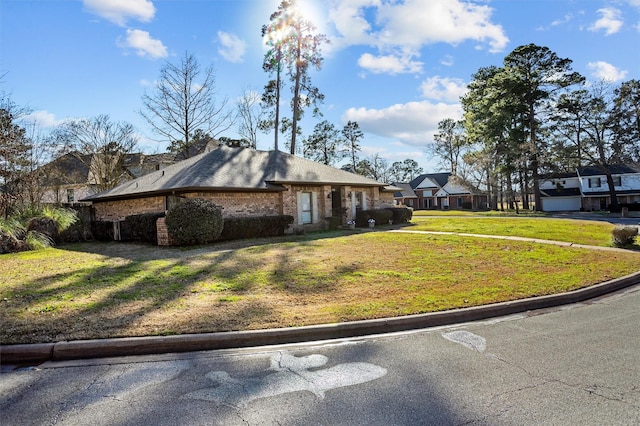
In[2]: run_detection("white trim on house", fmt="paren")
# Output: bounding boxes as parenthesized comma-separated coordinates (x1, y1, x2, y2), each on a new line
(539, 167, 640, 211)
(297, 191, 319, 225)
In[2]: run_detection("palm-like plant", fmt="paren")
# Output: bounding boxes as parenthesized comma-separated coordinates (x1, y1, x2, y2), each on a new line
(1, 206, 78, 252)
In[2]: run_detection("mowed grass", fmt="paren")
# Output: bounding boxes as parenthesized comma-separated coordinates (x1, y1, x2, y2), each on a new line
(411, 217, 617, 247)
(1, 222, 639, 345)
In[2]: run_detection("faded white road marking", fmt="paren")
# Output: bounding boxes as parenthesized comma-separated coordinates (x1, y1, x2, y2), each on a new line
(442, 330, 486, 352)
(182, 352, 387, 408)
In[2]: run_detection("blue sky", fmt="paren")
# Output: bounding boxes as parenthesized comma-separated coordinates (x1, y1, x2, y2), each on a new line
(2, 0, 639, 171)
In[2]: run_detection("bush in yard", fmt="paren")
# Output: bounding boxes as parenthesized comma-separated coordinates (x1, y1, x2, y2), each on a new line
(0, 218, 27, 254)
(27, 217, 59, 242)
(0, 206, 78, 252)
(59, 205, 93, 242)
(611, 225, 638, 247)
(166, 198, 223, 245)
(355, 209, 393, 227)
(325, 216, 342, 230)
(120, 212, 165, 244)
(386, 207, 413, 224)
(217, 215, 294, 241)
(92, 221, 115, 241)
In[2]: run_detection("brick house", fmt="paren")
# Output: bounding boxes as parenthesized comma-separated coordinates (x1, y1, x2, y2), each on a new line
(39, 151, 177, 204)
(396, 172, 488, 210)
(82, 145, 398, 232)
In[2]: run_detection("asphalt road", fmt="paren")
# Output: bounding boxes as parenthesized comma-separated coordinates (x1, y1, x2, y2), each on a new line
(2, 284, 639, 426)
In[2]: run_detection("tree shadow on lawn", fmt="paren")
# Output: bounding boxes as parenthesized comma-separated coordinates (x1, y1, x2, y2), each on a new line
(4, 228, 411, 344)
(59, 223, 416, 262)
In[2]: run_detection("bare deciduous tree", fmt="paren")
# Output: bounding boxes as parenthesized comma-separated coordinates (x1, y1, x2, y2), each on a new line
(55, 114, 139, 192)
(237, 89, 263, 149)
(140, 52, 234, 156)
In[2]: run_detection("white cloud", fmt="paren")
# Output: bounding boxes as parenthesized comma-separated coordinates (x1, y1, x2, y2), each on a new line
(440, 55, 455, 67)
(551, 13, 574, 27)
(587, 61, 628, 82)
(217, 31, 247, 63)
(83, 0, 155, 26)
(22, 110, 62, 128)
(328, 0, 508, 76)
(358, 52, 423, 75)
(118, 29, 168, 59)
(343, 100, 463, 146)
(420, 76, 468, 102)
(328, 0, 377, 49)
(589, 8, 623, 35)
(375, 0, 508, 52)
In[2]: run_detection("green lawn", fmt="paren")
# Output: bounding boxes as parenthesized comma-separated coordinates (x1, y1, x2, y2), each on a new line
(410, 217, 617, 247)
(1, 218, 638, 345)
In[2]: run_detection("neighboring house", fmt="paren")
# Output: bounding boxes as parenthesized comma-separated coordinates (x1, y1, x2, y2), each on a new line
(392, 183, 418, 208)
(39, 152, 93, 204)
(38, 138, 222, 206)
(398, 172, 488, 210)
(82, 145, 398, 231)
(39, 152, 177, 204)
(539, 165, 640, 211)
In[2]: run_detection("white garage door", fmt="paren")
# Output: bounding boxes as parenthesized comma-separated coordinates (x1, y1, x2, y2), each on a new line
(541, 197, 582, 212)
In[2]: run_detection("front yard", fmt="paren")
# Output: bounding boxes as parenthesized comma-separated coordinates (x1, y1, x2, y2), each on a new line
(1, 218, 638, 345)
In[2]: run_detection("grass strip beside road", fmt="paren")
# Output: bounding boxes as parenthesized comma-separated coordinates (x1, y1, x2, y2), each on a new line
(1, 229, 639, 345)
(410, 217, 617, 247)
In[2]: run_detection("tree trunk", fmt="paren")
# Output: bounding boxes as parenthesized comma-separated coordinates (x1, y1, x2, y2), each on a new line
(290, 38, 302, 155)
(274, 64, 281, 151)
(506, 172, 514, 209)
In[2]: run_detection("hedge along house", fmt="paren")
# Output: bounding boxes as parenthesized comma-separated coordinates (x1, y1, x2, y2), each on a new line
(82, 145, 398, 237)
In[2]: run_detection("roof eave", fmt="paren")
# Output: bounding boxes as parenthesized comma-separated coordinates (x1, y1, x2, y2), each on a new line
(81, 185, 287, 203)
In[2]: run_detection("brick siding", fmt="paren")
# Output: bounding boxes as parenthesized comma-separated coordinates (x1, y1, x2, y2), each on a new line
(91, 187, 397, 245)
(93, 196, 165, 221)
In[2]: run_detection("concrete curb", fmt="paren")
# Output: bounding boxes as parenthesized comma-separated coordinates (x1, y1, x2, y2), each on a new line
(3, 270, 639, 366)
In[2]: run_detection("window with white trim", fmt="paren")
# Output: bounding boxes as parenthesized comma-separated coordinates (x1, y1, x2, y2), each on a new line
(300, 192, 312, 224)
(588, 178, 601, 188)
(612, 176, 622, 187)
(351, 191, 367, 216)
(297, 192, 318, 225)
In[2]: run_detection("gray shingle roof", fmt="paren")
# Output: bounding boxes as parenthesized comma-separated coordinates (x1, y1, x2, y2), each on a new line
(83, 146, 393, 202)
(392, 183, 417, 198)
(577, 165, 639, 176)
(409, 172, 451, 189)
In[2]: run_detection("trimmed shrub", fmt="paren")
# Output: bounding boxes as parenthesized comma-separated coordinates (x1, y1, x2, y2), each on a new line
(166, 198, 223, 246)
(612, 225, 638, 247)
(355, 209, 393, 227)
(120, 212, 165, 244)
(386, 207, 413, 224)
(59, 205, 93, 243)
(325, 216, 342, 230)
(620, 203, 640, 212)
(462, 201, 473, 210)
(92, 221, 115, 241)
(217, 215, 294, 241)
